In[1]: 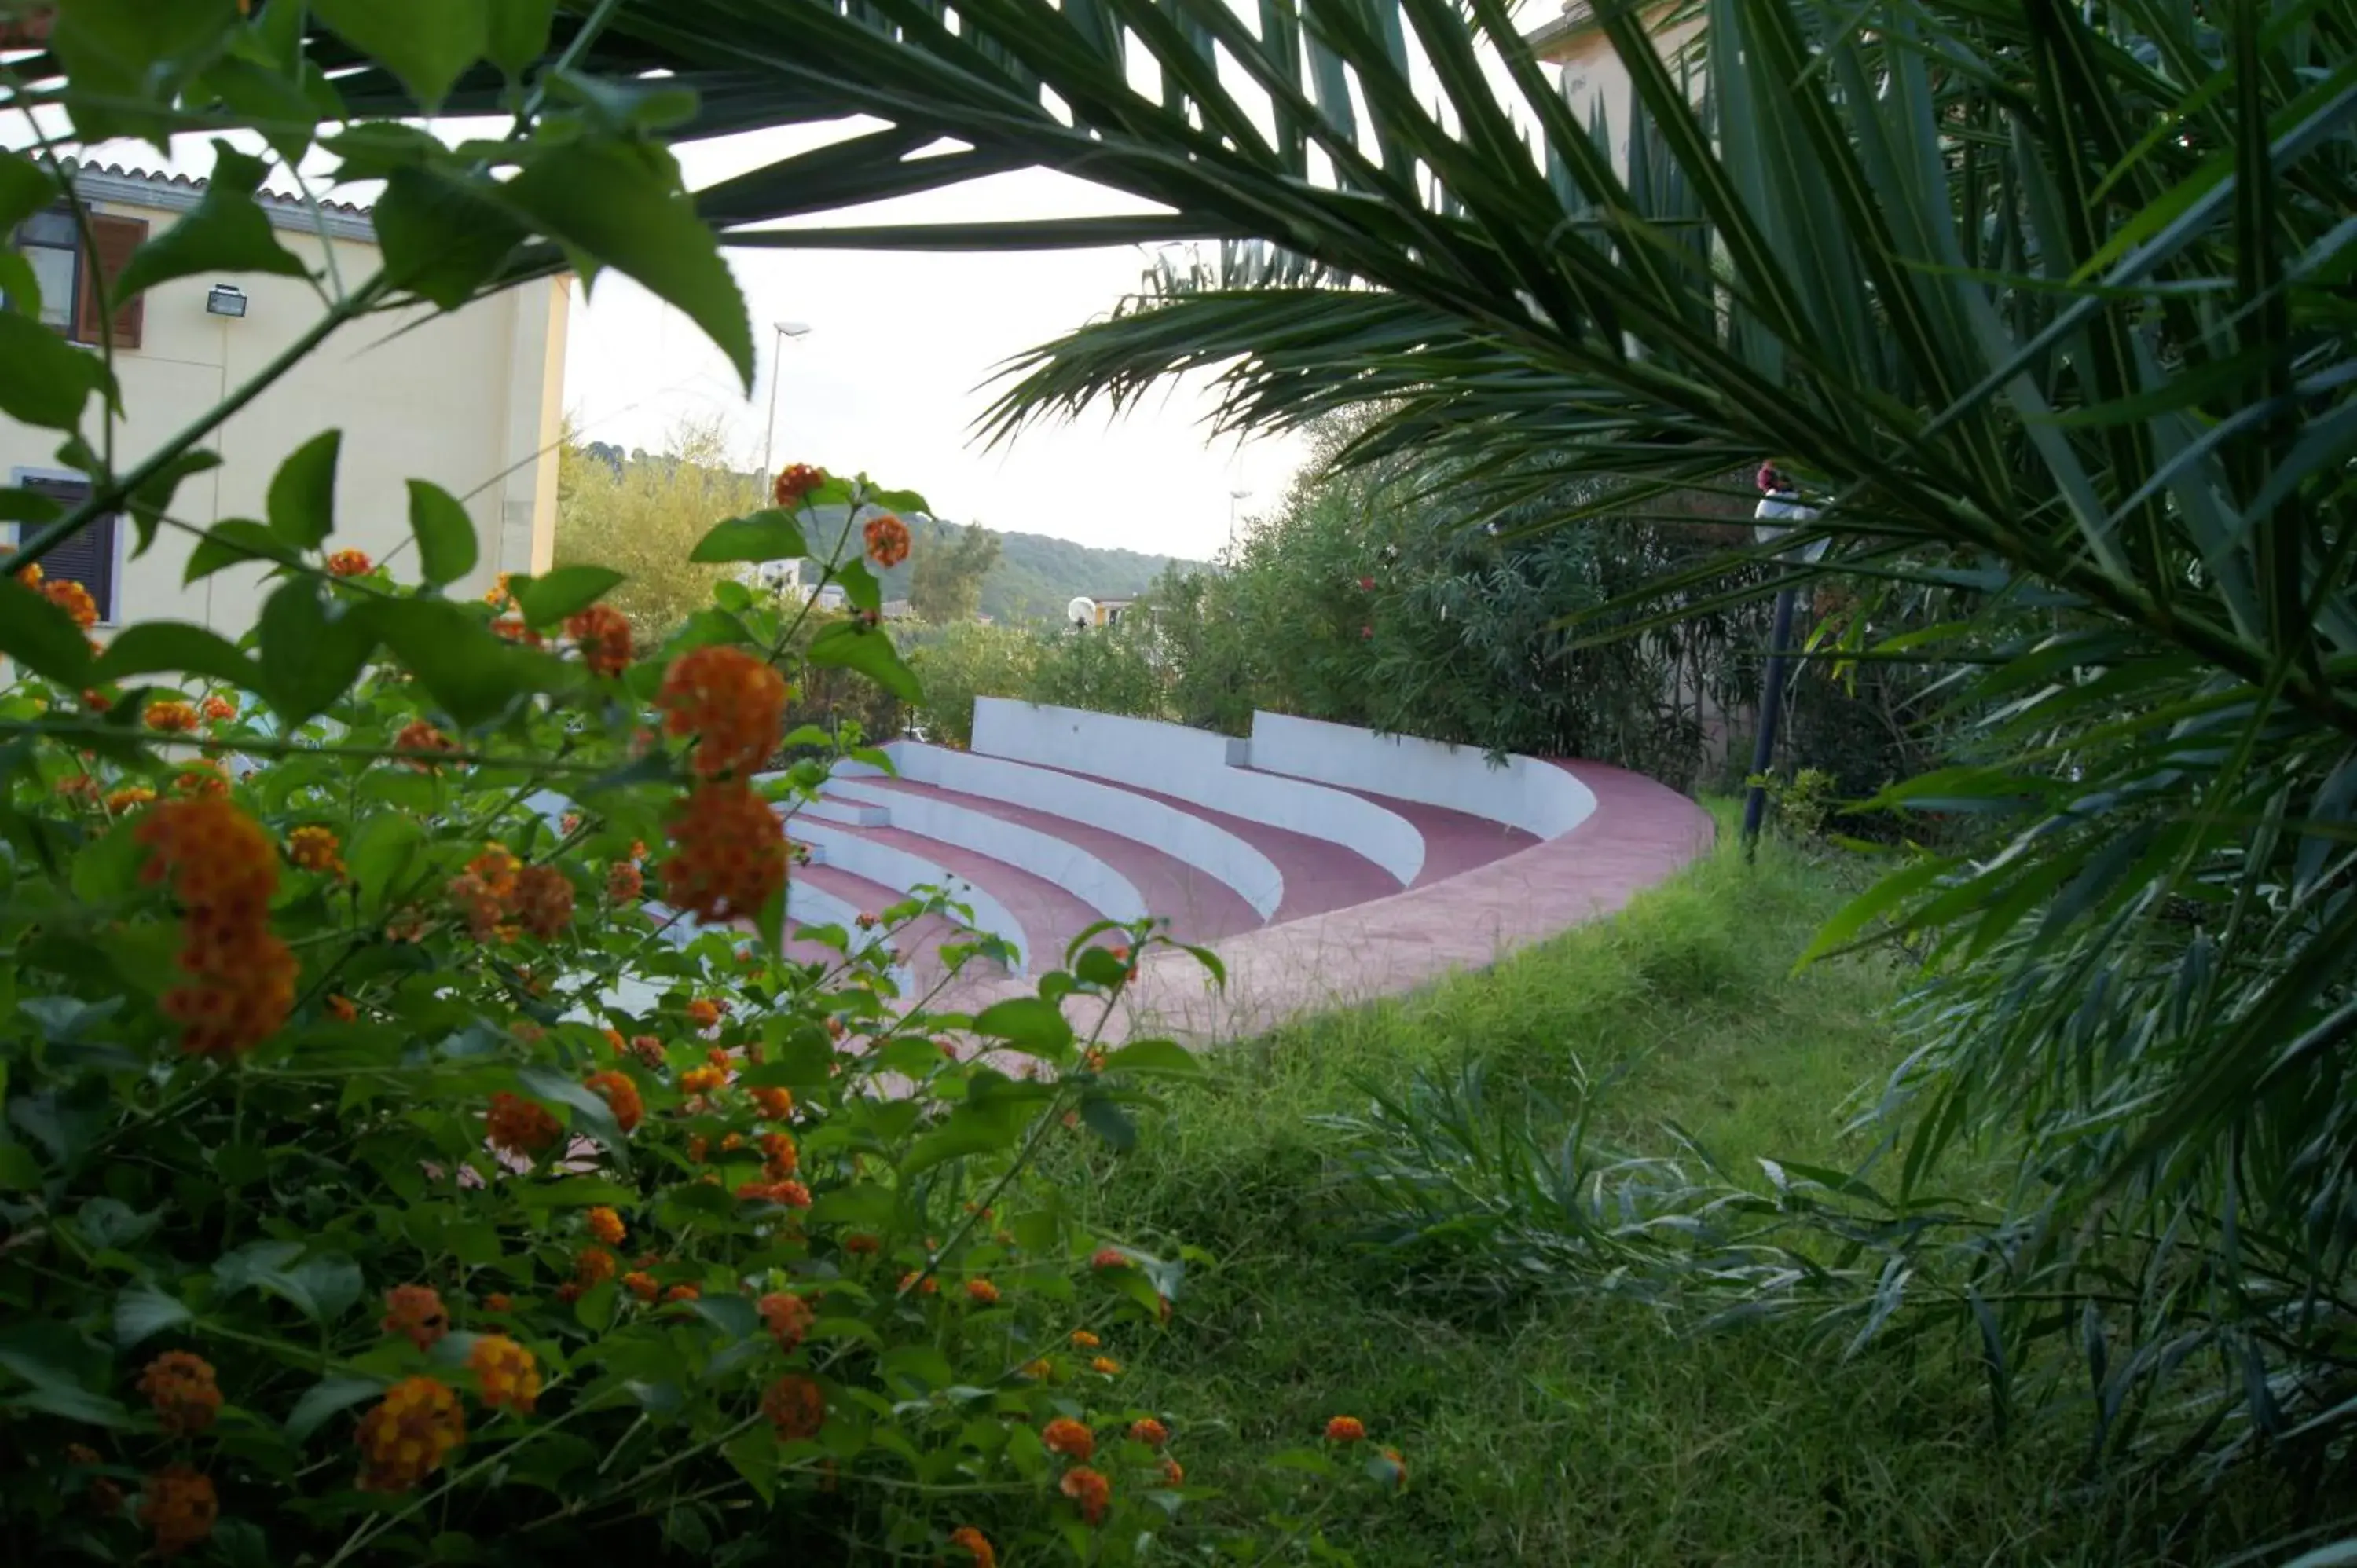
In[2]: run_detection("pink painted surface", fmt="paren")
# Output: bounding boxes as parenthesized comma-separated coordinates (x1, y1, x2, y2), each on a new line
(942, 761, 1714, 1047)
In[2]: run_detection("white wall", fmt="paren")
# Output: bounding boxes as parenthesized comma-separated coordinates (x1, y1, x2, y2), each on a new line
(970, 699, 1424, 887)
(861, 742, 1285, 921)
(1248, 713, 1599, 840)
(825, 777, 1147, 924)
(788, 817, 1031, 972)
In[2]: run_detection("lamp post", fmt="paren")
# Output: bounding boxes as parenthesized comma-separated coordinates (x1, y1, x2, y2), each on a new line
(1227, 488, 1252, 549)
(1739, 470, 1826, 858)
(757, 320, 812, 489)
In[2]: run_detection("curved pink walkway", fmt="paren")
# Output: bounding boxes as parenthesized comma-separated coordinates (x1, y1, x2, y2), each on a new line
(944, 762, 1714, 1047)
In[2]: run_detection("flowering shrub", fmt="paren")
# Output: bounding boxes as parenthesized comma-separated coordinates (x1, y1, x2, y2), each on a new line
(0, 452, 1411, 1562)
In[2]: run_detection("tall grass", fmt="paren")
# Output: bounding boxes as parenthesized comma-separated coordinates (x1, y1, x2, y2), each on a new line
(1043, 826, 2299, 1564)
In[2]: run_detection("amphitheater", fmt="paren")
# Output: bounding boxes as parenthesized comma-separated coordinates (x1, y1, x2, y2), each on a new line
(765, 699, 1714, 1044)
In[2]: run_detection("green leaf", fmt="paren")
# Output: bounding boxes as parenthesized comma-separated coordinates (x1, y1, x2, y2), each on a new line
(92, 622, 261, 690)
(807, 621, 922, 703)
(486, 0, 559, 74)
(371, 598, 572, 727)
(867, 487, 933, 515)
(499, 140, 753, 389)
(375, 165, 530, 312)
(266, 430, 341, 550)
(1098, 1039, 1199, 1076)
(346, 812, 426, 910)
(509, 566, 623, 625)
(312, 0, 486, 113)
(114, 1285, 192, 1348)
(48, 0, 240, 142)
(685, 1294, 758, 1342)
(405, 479, 478, 586)
(258, 581, 376, 727)
(515, 1064, 630, 1173)
(0, 152, 57, 235)
(971, 996, 1074, 1059)
(113, 142, 310, 301)
(0, 1355, 134, 1428)
(1078, 1092, 1137, 1151)
(185, 518, 302, 584)
(0, 313, 104, 430)
(126, 448, 223, 555)
(834, 560, 882, 614)
(0, 574, 95, 686)
(284, 1374, 383, 1442)
(689, 510, 809, 564)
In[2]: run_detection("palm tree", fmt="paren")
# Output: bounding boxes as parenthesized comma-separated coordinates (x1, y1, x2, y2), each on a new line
(358, 0, 2355, 1471)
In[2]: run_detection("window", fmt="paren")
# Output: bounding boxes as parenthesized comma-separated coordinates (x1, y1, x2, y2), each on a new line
(5, 207, 147, 348)
(11, 474, 118, 625)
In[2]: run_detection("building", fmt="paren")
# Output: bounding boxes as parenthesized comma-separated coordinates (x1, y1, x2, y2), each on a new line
(3, 164, 567, 633)
(1083, 594, 1138, 628)
(1524, 2, 1705, 144)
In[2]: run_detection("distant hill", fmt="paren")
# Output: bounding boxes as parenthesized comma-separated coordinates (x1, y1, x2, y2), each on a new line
(807, 511, 1196, 625)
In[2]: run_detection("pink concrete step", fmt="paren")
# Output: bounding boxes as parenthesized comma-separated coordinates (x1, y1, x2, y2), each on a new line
(1237, 767, 1538, 887)
(810, 819, 1110, 975)
(829, 775, 1264, 945)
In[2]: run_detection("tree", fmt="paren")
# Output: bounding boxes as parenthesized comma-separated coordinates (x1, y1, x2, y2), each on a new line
(555, 417, 758, 636)
(908, 521, 1002, 623)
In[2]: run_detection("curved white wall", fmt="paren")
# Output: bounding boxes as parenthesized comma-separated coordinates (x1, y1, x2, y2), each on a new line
(862, 742, 1285, 921)
(1247, 713, 1599, 840)
(824, 778, 1148, 925)
(969, 700, 1425, 888)
(788, 817, 1031, 972)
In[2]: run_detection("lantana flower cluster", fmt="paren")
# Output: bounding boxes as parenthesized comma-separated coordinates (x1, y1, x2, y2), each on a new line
(135, 798, 298, 1058)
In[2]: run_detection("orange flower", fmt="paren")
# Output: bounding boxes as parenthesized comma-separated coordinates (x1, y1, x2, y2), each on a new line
(43, 576, 99, 628)
(486, 1091, 561, 1156)
(574, 1247, 617, 1285)
(842, 1233, 881, 1256)
(1090, 1247, 1128, 1270)
(288, 825, 343, 877)
(964, 1278, 1000, 1306)
(1070, 1330, 1102, 1349)
(1128, 1417, 1168, 1448)
(106, 786, 156, 813)
(491, 614, 542, 647)
(630, 1035, 666, 1070)
(564, 604, 632, 678)
(687, 1134, 709, 1163)
(467, 1333, 540, 1413)
(466, 844, 520, 899)
(484, 571, 515, 609)
(1058, 1465, 1112, 1525)
(1042, 1416, 1094, 1463)
(1160, 1456, 1185, 1487)
(772, 463, 827, 507)
(513, 864, 574, 938)
(586, 1207, 626, 1247)
(665, 1283, 700, 1302)
(685, 998, 722, 1029)
(1090, 1356, 1122, 1376)
(761, 1373, 827, 1441)
(1323, 1416, 1365, 1444)
(169, 763, 227, 797)
(897, 1269, 940, 1297)
(720, 1133, 745, 1152)
(445, 872, 505, 940)
(759, 1291, 816, 1349)
(200, 694, 236, 721)
(736, 1178, 811, 1207)
(326, 994, 357, 1022)
(1020, 1357, 1053, 1381)
(483, 1293, 513, 1313)
(136, 798, 294, 1058)
(144, 699, 200, 733)
(381, 1284, 449, 1350)
(680, 1064, 726, 1094)
(621, 1270, 661, 1302)
(948, 1526, 995, 1567)
(325, 548, 372, 577)
(606, 861, 644, 901)
(137, 1352, 222, 1435)
(863, 512, 911, 569)
(138, 1464, 217, 1557)
(392, 719, 454, 771)
(355, 1377, 465, 1493)
(750, 1086, 793, 1121)
(584, 1070, 643, 1133)
(661, 780, 786, 922)
(657, 646, 787, 778)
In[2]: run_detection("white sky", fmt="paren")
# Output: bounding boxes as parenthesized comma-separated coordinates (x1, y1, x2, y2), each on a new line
(566, 132, 1314, 562)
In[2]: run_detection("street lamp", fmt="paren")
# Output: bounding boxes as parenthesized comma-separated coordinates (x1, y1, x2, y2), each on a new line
(1227, 488, 1252, 548)
(758, 320, 813, 489)
(1739, 466, 1828, 858)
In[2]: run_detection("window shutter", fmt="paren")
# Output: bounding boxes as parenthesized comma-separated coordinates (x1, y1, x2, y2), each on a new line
(19, 475, 115, 623)
(74, 213, 148, 350)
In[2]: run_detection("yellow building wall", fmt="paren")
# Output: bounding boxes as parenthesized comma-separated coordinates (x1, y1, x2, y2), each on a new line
(2, 189, 566, 634)
(1534, 3, 1706, 156)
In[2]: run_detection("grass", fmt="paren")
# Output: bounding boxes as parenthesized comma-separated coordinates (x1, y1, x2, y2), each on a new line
(1040, 820, 2293, 1566)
